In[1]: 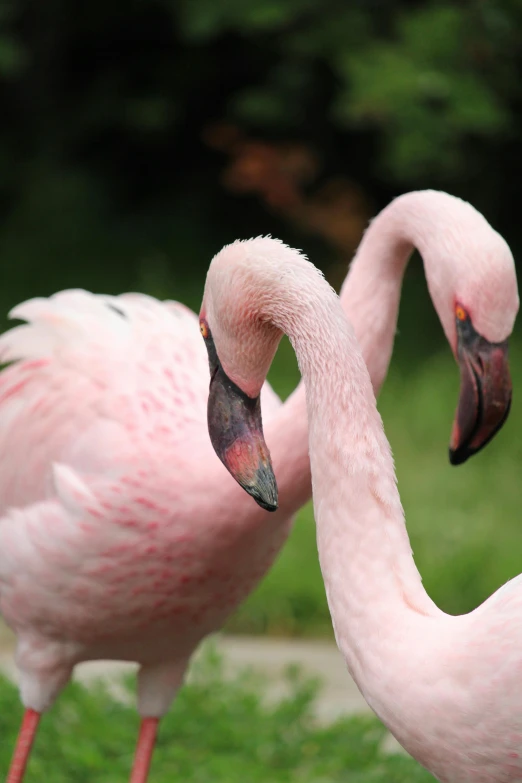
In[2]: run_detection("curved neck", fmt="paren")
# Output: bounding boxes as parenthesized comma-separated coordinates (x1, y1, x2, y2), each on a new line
(340, 193, 433, 394)
(264, 193, 430, 513)
(262, 269, 439, 684)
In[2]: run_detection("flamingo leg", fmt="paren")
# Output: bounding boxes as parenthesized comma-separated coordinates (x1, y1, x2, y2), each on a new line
(6, 709, 41, 783)
(129, 717, 160, 783)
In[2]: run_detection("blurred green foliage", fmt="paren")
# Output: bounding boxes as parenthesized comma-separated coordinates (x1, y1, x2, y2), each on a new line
(0, 650, 434, 781)
(178, 0, 519, 181)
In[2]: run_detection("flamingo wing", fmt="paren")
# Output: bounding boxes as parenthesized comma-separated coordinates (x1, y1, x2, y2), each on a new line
(0, 288, 282, 512)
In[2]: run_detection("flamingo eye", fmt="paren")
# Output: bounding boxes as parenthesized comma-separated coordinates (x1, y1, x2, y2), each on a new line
(455, 305, 467, 322)
(200, 321, 209, 339)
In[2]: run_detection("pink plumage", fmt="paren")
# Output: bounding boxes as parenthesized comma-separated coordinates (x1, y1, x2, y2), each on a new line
(202, 235, 522, 783)
(0, 191, 517, 781)
(0, 290, 285, 781)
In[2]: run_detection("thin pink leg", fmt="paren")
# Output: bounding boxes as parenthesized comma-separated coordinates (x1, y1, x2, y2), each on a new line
(129, 717, 160, 783)
(6, 709, 41, 783)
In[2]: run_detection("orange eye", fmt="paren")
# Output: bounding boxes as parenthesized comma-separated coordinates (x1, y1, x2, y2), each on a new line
(455, 305, 467, 322)
(200, 321, 209, 339)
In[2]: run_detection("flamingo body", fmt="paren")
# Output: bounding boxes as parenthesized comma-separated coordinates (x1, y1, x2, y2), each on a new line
(202, 237, 521, 783)
(0, 291, 284, 719)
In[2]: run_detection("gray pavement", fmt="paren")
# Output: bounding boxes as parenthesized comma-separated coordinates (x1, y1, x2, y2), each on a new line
(0, 624, 404, 756)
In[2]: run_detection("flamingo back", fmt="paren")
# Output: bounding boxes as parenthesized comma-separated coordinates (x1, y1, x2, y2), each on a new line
(0, 289, 281, 512)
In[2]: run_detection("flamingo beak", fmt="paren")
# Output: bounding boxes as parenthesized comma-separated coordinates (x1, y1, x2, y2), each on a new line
(206, 357, 278, 512)
(449, 316, 511, 465)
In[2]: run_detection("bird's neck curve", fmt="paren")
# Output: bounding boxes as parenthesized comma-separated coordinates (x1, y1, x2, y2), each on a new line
(264, 191, 457, 516)
(263, 270, 440, 689)
(340, 190, 454, 394)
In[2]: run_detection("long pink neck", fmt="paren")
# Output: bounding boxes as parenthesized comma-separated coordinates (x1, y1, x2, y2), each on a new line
(264, 270, 439, 690)
(265, 190, 449, 517)
(339, 199, 415, 394)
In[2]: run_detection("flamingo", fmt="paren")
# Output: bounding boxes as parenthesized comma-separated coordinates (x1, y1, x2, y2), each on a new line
(0, 191, 516, 782)
(201, 236, 521, 782)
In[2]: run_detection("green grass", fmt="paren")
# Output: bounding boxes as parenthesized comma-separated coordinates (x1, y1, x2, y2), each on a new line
(0, 650, 433, 782)
(227, 336, 522, 637)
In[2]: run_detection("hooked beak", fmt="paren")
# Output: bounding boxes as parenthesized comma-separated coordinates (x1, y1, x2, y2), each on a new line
(207, 362, 278, 512)
(449, 317, 512, 465)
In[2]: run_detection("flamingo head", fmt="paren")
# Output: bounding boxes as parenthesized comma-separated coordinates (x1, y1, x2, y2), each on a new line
(199, 238, 289, 511)
(423, 205, 519, 465)
(199, 316, 278, 511)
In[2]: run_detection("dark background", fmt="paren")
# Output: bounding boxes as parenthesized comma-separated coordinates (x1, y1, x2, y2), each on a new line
(1, 0, 521, 324)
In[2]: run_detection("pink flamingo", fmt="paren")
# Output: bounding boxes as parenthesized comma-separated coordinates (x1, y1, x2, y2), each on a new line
(201, 236, 521, 782)
(0, 192, 516, 782)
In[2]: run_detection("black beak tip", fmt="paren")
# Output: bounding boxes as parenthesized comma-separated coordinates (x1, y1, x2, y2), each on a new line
(449, 393, 512, 467)
(448, 446, 473, 466)
(254, 496, 279, 512)
(241, 465, 279, 512)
